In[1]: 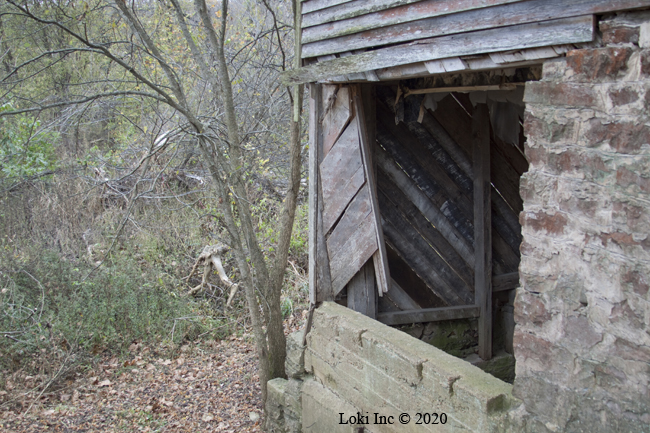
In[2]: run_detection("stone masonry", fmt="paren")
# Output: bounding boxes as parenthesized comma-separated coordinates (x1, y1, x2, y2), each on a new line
(514, 10, 650, 433)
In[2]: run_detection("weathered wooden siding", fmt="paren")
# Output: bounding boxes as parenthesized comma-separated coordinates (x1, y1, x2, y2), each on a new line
(373, 87, 526, 330)
(286, 0, 650, 83)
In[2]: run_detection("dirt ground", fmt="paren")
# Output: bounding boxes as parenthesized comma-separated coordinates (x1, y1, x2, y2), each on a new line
(1, 336, 267, 432)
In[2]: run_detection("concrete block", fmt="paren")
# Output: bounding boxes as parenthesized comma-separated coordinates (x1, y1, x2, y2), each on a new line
(266, 378, 288, 433)
(301, 378, 359, 433)
(286, 330, 305, 378)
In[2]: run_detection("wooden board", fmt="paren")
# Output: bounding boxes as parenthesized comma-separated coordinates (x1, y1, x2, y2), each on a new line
(376, 144, 475, 268)
(302, 0, 354, 14)
(322, 86, 352, 157)
(326, 184, 372, 259)
(473, 104, 493, 360)
(377, 173, 474, 287)
(302, 0, 645, 56)
(319, 120, 365, 233)
(379, 189, 473, 303)
(378, 305, 480, 326)
(302, 0, 520, 33)
(347, 260, 377, 318)
(284, 15, 594, 84)
(385, 279, 421, 311)
(493, 272, 519, 292)
(353, 87, 391, 295)
(329, 208, 378, 295)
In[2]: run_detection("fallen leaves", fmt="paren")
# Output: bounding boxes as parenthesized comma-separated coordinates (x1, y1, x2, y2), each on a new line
(0, 339, 263, 432)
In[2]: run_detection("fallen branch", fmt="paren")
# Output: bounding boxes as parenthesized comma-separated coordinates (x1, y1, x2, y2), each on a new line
(186, 243, 239, 306)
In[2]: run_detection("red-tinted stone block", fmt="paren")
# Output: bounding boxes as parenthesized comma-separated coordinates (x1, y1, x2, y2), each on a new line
(566, 47, 632, 80)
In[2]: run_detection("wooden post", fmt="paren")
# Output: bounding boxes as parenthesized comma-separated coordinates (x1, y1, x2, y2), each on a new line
(473, 104, 492, 360)
(347, 260, 377, 319)
(308, 83, 320, 304)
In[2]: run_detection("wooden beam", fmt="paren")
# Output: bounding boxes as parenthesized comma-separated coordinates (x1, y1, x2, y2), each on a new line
(492, 272, 519, 293)
(347, 260, 377, 318)
(473, 104, 493, 361)
(284, 15, 594, 84)
(377, 305, 480, 326)
(301, 0, 354, 14)
(302, 0, 645, 56)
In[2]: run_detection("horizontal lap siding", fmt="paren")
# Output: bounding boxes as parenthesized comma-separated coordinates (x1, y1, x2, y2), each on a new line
(292, 0, 650, 84)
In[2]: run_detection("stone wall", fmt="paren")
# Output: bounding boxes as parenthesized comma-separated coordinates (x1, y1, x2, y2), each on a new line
(267, 302, 517, 433)
(515, 10, 650, 433)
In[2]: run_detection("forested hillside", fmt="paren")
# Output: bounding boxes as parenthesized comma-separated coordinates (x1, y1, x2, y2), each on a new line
(0, 0, 308, 428)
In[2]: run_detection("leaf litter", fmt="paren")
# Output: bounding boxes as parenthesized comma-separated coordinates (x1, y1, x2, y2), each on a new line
(0, 336, 265, 432)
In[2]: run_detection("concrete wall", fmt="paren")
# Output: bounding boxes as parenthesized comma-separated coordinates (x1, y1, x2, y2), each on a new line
(268, 302, 517, 433)
(515, 10, 650, 433)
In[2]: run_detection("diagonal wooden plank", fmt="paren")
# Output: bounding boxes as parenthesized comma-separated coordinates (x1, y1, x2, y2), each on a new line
(319, 120, 365, 233)
(379, 189, 474, 304)
(376, 144, 475, 268)
(322, 86, 352, 157)
(382, 215, 470, 305)
(329, 210, 378, 295)
(326, 184, 372, 259)
(284, 15, 594, 84)
(377, 174, 474, 287)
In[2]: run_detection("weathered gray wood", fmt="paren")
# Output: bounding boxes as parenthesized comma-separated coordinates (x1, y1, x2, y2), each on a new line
(319, 120, 365, 233)
(302, 0, 640, 56)
(285, 16, 594, 84)
(473, 104, 493, 361)
(308, 83, 320, 304)
(303, 0, 426, 28)
(491, 143, 523, 214)
(420, 112, 473, 178)
(302, 0, 520, 34)
(326, 184, 372, 259)
(377, 305, 480, 326)
(379, 189, 473, 304)
(385, 278, 421, 311)
(385, 243, 448, 308)
(377, 174, 474, 287)
(322, 86, 352, 157)
(302, 0, 354, 14)
(329, 210, 378, 295)
(353, 86, 391, 295)
(376, 144, 475, 268)
(316, 170, 334, 301)
(347, 260, 377, 318)
(492, 272, 519, 292)
(376, 110, 475, 243)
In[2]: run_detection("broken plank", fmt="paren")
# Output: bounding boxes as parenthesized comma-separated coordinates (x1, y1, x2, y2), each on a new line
(386, 243, 448, 309)
(385, 278, 421, 311)
(353, 86, 391, 295)
(377, 305, 480, 326)
(285, 16, 594, 84)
